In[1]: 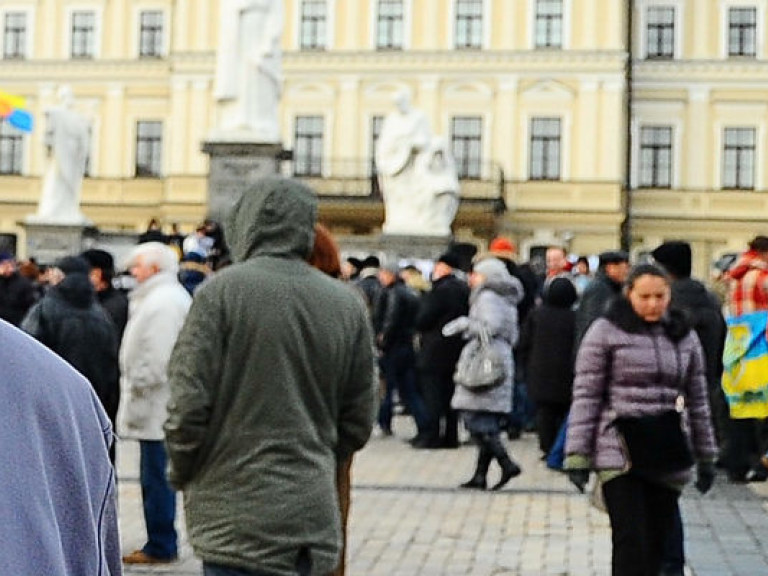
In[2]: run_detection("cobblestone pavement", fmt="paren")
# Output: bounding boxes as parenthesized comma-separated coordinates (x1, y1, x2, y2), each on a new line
(119, 417, 768, 576)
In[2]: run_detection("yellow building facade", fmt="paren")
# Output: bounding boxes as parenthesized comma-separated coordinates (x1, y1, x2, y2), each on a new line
(0, 1, 763, 274)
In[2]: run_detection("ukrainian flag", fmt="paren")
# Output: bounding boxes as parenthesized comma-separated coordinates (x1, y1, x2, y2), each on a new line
(0, 90, 33, 132)
(722, 310, 768, 419)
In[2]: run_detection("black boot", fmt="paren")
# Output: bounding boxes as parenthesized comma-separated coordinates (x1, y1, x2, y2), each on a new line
(460, 445, 491, 490)
(487, 434, 521, 491)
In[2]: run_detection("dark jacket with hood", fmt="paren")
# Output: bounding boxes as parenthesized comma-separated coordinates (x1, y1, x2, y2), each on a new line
(574, 268, 623, 350)
(518, 277, 577, 405)
(414, 272, 470, 375)
(21, 272, 120, 423)
(0, 271, 37, 327)
(165, 176, 378, 576)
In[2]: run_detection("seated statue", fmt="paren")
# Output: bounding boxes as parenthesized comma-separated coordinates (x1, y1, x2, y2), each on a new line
(31, 85, 91, 225)
(375, 89, 459, 237)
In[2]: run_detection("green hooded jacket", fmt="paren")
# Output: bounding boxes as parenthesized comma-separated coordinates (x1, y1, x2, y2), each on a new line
(165, 176, 377, 575)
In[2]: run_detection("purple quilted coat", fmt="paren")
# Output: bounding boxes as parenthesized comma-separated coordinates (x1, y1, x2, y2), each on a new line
(565, 299, 717, 486)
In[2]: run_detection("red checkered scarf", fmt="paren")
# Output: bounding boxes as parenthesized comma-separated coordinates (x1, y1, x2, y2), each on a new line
(727, 250, 768, 316)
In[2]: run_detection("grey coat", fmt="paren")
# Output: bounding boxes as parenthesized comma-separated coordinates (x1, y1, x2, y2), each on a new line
(565, 298, 717, 486)
(450, 275, 522, 414)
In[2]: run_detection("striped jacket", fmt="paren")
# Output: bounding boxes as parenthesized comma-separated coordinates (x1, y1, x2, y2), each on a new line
(727, 251, 768, 317)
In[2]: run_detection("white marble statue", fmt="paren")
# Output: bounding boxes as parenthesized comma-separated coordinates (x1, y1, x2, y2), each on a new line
(213, 0, 283, 142)
(31, 85, 91, 225)
(375, 89, 460, 237)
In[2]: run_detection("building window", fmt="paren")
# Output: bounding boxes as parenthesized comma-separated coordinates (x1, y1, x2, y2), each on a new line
(294, 116, 323, 176)
(71, 11, 96, 58)
(722, 127, 755, 189)
(535, 0, 563, 48)
(646, 6, 674, 59)
(639, 126, 672, 188)
(3, 12, 26, 59)
(300, 0, 326, 50)
(455, 0, 483, 49)
(377, 0, 403, 49)
(0, 120, 22, 175)
(451, 116, 482, 179)
(728, 7, 757, 57)
(139, 11, 163, 58)
(530, 117, 561, 180)
(135, 121, 162, 177)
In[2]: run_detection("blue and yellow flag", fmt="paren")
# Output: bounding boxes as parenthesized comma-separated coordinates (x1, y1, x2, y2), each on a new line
(722, 310, 768, 419)
(0, 90, 33, 132)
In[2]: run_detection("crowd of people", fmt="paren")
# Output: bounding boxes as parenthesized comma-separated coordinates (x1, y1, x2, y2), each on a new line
(3, 176, 768, 575)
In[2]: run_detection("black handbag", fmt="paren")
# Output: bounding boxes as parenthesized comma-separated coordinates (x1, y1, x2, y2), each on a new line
(612, 348, 694, 476)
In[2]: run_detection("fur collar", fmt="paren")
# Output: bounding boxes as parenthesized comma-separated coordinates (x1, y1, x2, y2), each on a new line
(604, 296, 690, 343)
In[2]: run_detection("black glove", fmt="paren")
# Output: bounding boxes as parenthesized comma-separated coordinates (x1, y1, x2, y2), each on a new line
(695, 462, 715, 494)
(568, 469, 589, 493)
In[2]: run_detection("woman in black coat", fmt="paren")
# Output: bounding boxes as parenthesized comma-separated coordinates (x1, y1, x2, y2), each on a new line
(517, 277, 577, 456)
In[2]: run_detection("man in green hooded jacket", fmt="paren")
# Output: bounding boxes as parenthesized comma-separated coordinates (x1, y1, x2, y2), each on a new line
(165, 176, 378, 576)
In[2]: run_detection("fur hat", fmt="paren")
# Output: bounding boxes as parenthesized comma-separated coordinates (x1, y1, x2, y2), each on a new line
(80, 249, 115, 273)
(437, 251, 461, 269)
(598, 250, 629, 268)
(651, 241, 692, 278)
(472, 257, 511, 284)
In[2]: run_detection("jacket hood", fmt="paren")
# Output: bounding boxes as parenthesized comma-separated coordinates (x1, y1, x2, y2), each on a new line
(225, 176, 318, 264)
(53, 272, 96, 309)
(728, 250, 768, 281)
(472, 274, 523, 308)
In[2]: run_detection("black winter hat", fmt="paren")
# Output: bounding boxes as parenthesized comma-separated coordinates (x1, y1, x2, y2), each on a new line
(598, 250, 629, 267)
(544, 277, 578, 308)
(80, 249, 115, 273)
(437, 251, 461, 270)
(55, 255, 91, 276)
(651, 241, 692, 278)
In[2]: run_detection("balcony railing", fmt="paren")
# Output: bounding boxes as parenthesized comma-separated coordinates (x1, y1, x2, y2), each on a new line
(287, 157, 504, 202)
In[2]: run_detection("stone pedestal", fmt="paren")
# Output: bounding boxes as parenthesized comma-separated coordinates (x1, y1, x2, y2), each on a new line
(21, 221, 94, 265)
(201, 140, 283, 224)
(339, 234, 453, 262)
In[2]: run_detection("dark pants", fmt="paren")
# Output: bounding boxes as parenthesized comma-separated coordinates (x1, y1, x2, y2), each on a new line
(378, 343, 426, 434)
(660, 503, 685, 575)
(535, 401, 569, 455)
(420, 370, 458, 446)
(602, 473, 679, 576)
(139, 440, 177, 560)
(726, 417, 766, 479)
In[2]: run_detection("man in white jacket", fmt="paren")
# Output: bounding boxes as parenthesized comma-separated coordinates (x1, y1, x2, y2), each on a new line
(119, 242, 191, 565)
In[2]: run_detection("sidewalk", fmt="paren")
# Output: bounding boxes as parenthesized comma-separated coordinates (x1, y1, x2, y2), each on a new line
(119, 417, 768, 576)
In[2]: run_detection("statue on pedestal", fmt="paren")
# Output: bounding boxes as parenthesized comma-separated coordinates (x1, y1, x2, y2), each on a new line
(213, 0, 283, 142)
(30, 85, 91, 225)
(376, 89, 459, 237)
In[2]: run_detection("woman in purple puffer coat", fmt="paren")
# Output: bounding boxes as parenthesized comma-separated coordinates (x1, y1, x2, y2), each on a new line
(564, 263, 717, 576)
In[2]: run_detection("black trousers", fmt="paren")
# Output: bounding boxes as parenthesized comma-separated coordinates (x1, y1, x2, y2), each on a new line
(602, 473, 680, 576)
(534, 401, 569, 455)
(420, 370, 458, 446)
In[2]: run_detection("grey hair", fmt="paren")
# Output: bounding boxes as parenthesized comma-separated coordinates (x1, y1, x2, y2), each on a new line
(125, 242, 179, 274)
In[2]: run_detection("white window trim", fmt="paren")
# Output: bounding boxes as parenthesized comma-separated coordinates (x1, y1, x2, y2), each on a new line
(714, 121, 762, 190)
(369, 0, 412, 50)
(448, 0, 492, 50)
(719, 0, 766, 58)
(527, 0, 571, 50)
(522, 112, 571, 181)
(65, 5, 103, 59)
(636, 0, 684, 59)
(0, 5, 35, 59)
(631, 120, 682, 189)
(132, 6, 170, 58)
(294, 0, 336, 50)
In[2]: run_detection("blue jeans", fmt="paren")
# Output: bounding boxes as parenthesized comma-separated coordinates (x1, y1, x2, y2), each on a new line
(139, 440, 177, 559)
(378, 343, 427, 434)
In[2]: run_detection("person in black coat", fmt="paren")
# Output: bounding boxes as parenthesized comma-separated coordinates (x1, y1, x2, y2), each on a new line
(0, 253, 37, 327)
(20, 256, 120, 464)
(518, 277, 577, 456)
(414, 252, 470, 449)
(80, 249, 129, 342)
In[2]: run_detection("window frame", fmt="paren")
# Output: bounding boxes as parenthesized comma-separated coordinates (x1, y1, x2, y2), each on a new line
(293, 115, 324, 177)
(450, 116, 483, 179)
(3, 11, 27, 59)
(70, 9, 97, 59)
(454, 0, 484, 50)
(645, 6, 675, 59)
(134, 120, 163, 178)
(534, 0, 563, 49)
(376, 0, 405, 50)
(0, 119, 23, 175)
(728, 6, 758, 56)
(138, 9, 164, 58)
(529, 117, 562, 181)
(722, 127, 756, 190)
(298, 0, 328, 50)
(638, 125, 673, 188)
